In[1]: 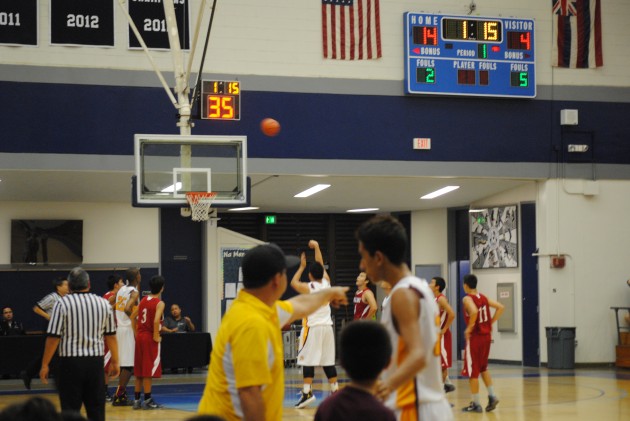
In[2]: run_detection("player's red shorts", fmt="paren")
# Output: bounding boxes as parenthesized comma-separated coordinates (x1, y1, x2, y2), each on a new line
(134, 332, 162, 378)
(440, 329, 452, 368)
(461, 334, 491, 378)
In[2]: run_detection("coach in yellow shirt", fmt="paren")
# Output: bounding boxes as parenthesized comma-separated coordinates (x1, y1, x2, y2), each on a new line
(198, 244, 348, 421)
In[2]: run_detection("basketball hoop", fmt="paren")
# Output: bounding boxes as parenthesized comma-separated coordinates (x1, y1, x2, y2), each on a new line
(185, 192, 217, 222)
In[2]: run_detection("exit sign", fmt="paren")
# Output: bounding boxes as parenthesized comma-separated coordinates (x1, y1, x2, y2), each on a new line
(265, 215, 277, 224)
(413, 138, 431, 150)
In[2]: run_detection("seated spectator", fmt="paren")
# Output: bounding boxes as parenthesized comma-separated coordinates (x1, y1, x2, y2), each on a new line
(626, 279, 630, 325)
(163, 303, 196, 374)
(314, 320, 396, 421)
(1, 307, 25, 335)
(162, 304, 195, 333)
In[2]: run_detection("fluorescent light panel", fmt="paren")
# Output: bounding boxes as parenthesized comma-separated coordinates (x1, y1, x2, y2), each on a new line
(228, 207, 259, 211)
(421, 185, 460, 199)
(346, 208, 379, 213)
(294, 184, 331, 198)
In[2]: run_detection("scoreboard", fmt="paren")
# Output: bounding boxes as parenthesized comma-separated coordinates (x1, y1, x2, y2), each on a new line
(201, 80, 241, 121)
(404, 13, 536, 98)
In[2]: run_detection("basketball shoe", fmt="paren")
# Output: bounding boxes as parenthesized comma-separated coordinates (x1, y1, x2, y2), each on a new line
(142, 398, 164, 410)
(295, 391, 316, 408)
(486, 395, 499, 412)
(462, 402, 483, 413)
(444, 383, 456, 393)
(112, 393, 133, 406)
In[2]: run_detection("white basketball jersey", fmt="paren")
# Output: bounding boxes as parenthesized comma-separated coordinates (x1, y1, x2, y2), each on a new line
(305, 278, 332, 327)
(381, 276, 444, 408)
(115, 284, 138, 328)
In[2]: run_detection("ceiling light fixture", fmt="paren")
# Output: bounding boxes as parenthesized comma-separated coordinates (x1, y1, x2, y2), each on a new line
(228, 207, 260, 211)
(294, 184, 331, 198)
(346, 208, 379, 213)
(468, 208, 487, 213)
(421, 185, 460, 199)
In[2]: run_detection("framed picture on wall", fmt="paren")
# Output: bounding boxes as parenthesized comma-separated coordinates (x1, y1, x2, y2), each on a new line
(470, 205, 518, 269)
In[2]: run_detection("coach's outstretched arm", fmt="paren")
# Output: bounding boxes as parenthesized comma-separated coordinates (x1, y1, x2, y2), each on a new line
(288, 286, 349, 324)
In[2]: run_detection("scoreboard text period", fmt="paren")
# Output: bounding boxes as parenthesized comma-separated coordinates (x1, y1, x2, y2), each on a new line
(404, 13, 535, 98)
(201, 80, 241, 120)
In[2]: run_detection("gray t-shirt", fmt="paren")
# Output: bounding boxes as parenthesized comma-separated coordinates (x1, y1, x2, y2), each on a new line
(163, 316, 190, 332)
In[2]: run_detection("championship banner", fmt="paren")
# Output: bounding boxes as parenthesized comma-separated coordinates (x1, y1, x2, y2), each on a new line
(50, 0, 114, 47)
(0, 0, 38, 46)
(128, 0, 190, 50)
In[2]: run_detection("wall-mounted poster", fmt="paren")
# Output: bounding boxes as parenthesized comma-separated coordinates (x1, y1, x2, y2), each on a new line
(470, 205, 518, 269)
(221, 247, 247, 317)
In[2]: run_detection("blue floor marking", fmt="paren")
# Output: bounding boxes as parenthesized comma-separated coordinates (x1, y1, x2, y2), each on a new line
(141, 383, 328, 412)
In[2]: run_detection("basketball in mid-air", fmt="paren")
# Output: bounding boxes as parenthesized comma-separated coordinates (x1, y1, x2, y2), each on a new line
(261, 118, 281, 137)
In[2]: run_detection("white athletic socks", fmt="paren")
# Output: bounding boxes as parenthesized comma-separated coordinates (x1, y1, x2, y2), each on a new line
(303, 384, 311, 394)
(330, 382, 339, 392)
(472, 393, 481, 405)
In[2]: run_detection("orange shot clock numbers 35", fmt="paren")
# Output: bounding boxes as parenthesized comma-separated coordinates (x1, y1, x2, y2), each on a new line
(201, 80, 241, 120)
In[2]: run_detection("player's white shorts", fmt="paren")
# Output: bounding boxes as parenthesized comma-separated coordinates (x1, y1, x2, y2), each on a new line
(297, 325, 335, 366)
(394, 398, 454, 421)
(116, 325, 135, 367)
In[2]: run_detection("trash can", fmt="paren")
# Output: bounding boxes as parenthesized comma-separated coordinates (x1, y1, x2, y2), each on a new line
(545, 327, 576, 369)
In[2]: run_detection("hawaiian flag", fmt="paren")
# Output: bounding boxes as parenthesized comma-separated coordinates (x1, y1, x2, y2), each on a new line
(552, 0, 603, 68)
(321, 0, 382, 60)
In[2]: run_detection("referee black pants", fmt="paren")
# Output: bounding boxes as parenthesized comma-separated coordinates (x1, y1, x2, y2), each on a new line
(57, 356, 105, 421)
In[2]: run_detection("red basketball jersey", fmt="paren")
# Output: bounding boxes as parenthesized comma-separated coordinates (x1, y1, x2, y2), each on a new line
(353, 288, 370, 320)
(135, 295, 163, 378)
(103, 291, 115, 302)
(463, 293, 492, 335)
(137, 295, 162, 334)
(435, 293, 448, 329)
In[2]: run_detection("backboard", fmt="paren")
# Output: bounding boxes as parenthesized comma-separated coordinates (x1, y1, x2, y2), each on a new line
(133, 134, 248, 207)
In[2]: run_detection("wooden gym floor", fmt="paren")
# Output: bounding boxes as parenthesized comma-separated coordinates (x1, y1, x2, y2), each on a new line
(0, 365, 629, 420)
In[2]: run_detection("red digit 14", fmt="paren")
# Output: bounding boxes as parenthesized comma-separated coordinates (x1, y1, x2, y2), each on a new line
(424, 27, 437, 45)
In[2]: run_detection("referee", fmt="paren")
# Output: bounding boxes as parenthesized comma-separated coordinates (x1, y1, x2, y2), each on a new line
(40, 267, 120, 421)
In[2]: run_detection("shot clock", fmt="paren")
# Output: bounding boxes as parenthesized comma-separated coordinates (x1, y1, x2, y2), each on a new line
(404, 13, 535, 98)
(201, 80, 241, 121)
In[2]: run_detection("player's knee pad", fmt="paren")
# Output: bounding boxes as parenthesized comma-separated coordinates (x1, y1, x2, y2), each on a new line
(302, 366, 315, 378)
(323, 365, 337, 378)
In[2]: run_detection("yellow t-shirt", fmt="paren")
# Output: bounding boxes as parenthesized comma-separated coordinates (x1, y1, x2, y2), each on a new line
(198, 290, 293, 421)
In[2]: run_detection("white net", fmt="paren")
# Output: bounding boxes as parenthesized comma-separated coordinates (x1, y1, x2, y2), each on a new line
(185, 192, 217, 221)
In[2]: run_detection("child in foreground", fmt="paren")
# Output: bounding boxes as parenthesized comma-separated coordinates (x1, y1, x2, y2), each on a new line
(314, 320, 395, 421)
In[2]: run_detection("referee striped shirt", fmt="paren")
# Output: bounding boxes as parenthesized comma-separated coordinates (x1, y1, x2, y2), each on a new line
(37, 292, 63, 316)
(47, 292, 116, 357)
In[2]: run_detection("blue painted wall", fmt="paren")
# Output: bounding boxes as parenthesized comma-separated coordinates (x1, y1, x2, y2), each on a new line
(2, 81, 629, 165)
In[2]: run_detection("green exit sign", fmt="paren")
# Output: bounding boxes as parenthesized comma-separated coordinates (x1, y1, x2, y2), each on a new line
(265, 215, 277, 224)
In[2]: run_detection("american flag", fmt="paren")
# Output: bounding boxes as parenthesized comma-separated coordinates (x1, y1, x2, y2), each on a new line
(321, 0, 382, 60)
(552, 0, 603, 68)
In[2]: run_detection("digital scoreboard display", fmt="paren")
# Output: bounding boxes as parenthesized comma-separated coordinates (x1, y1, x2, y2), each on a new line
(404, 13, 535, 98)
(201, 80, 241, 121)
